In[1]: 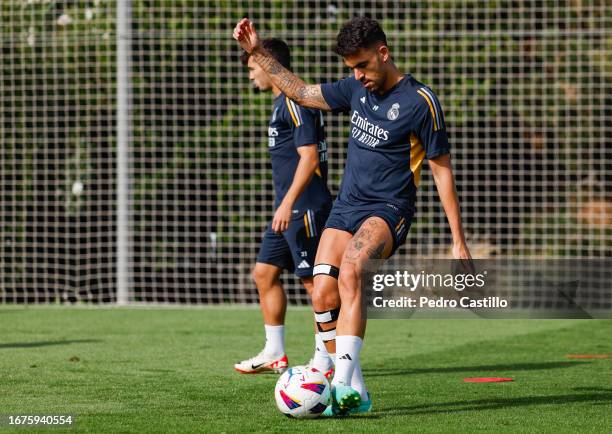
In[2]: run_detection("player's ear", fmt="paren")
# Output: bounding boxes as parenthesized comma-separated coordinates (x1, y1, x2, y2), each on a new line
(377, 45, 390, 62)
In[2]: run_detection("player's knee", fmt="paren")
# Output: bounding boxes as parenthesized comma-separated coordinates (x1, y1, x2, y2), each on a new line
(252, 265, 273, 288)
(311, 282, 339, 311)
(311, 264, 340, 310)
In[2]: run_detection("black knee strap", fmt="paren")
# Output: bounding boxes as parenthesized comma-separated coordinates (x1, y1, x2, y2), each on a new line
(314, 307, 340, 342)
(313, 264, 339, 279)
(314, 307, 340, 324)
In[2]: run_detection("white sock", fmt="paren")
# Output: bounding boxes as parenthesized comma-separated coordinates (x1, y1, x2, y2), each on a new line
(329, 353, 336, 367)
(332, 335, 362, 387)
(351, 361, 368, 401)
(311, 333, 333, 372)
(263, 324, 284, 356)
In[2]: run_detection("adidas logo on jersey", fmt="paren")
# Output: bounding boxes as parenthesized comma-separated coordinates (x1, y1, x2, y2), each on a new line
(297, 260, 310, 269)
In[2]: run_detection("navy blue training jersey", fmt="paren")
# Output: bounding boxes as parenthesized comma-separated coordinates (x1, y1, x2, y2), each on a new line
(321, 74, 450, 214)
(268, 93, 332, 215)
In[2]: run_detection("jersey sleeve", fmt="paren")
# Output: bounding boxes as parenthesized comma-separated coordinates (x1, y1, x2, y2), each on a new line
(414, 87, 450, 159)
(320, 76, 359, 112)
(284, 97, 319, 147)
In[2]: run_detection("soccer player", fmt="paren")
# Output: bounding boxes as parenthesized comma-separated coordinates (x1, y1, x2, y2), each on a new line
(233, 17, 472, 413)
(233, 38, 334, 376)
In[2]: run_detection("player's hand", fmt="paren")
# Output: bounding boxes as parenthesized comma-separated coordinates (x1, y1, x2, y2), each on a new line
(452, 242, 475, 275)
(233, 18, 260, 54)
(272, 202, 292, 233)
(452, 242, 472, 260)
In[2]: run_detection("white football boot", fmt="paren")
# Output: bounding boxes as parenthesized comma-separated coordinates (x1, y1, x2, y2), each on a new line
(234, 350, 288, 374)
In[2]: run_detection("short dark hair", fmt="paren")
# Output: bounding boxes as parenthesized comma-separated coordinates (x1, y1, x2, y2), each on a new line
(240, 38, 291, 70)
(333, 16, 388, 57)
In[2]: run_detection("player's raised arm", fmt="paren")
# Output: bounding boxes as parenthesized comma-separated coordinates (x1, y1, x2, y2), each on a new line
(233, 18, 331, 111)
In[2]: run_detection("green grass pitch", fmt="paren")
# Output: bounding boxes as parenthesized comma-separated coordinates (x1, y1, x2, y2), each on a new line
(1, 307, 611, 433)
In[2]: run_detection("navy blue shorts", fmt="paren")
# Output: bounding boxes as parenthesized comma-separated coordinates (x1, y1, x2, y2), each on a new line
(324, 203, 414, 256)
(256, 208, 329, 278)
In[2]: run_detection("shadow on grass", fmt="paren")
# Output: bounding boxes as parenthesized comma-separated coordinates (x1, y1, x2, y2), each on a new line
(0, 339, 102, 349)
(363, 361, 590, 376)
(372, 389, 612, 416)
(299, 388, 612, 421)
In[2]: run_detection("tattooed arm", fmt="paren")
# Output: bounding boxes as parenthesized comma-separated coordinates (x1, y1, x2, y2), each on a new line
(251, 49, 330, 110)
(233, 18, 331, 111)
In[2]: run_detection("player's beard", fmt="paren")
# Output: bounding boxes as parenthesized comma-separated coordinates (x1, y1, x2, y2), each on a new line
(364, 79, 382, 93)
(369, 73, 389, 93)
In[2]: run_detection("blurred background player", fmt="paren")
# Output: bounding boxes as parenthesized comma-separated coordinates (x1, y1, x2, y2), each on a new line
(234, 38, 334, 376)
(234, 17, 471, 413)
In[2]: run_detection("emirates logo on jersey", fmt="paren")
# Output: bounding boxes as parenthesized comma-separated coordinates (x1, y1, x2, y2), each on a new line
(387, 103, 400, 121)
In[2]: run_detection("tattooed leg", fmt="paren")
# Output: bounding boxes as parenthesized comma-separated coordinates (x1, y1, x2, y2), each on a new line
(337, 217, 393, 337)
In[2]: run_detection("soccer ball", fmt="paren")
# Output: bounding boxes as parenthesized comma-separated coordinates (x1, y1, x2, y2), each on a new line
(274, 366, 330, 418)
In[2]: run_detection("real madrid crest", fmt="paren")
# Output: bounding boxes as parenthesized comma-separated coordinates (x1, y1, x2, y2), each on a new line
(387, 103, 400, 121)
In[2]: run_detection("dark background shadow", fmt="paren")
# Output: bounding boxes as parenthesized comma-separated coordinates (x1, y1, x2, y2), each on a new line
(0, 339, 102, 349)
(374, 389, 612, 416)
(363, 361, 590, 377)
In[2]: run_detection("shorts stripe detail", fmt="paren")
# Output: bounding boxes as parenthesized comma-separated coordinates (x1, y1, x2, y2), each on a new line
(395, 217, 406, 236)
(307, 210, 316, 237)
(304, 213, 311, 238)
(397, 223, 405, 236)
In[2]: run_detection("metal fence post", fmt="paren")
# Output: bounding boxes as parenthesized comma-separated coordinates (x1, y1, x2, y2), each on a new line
(116, 0, 132, 305)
